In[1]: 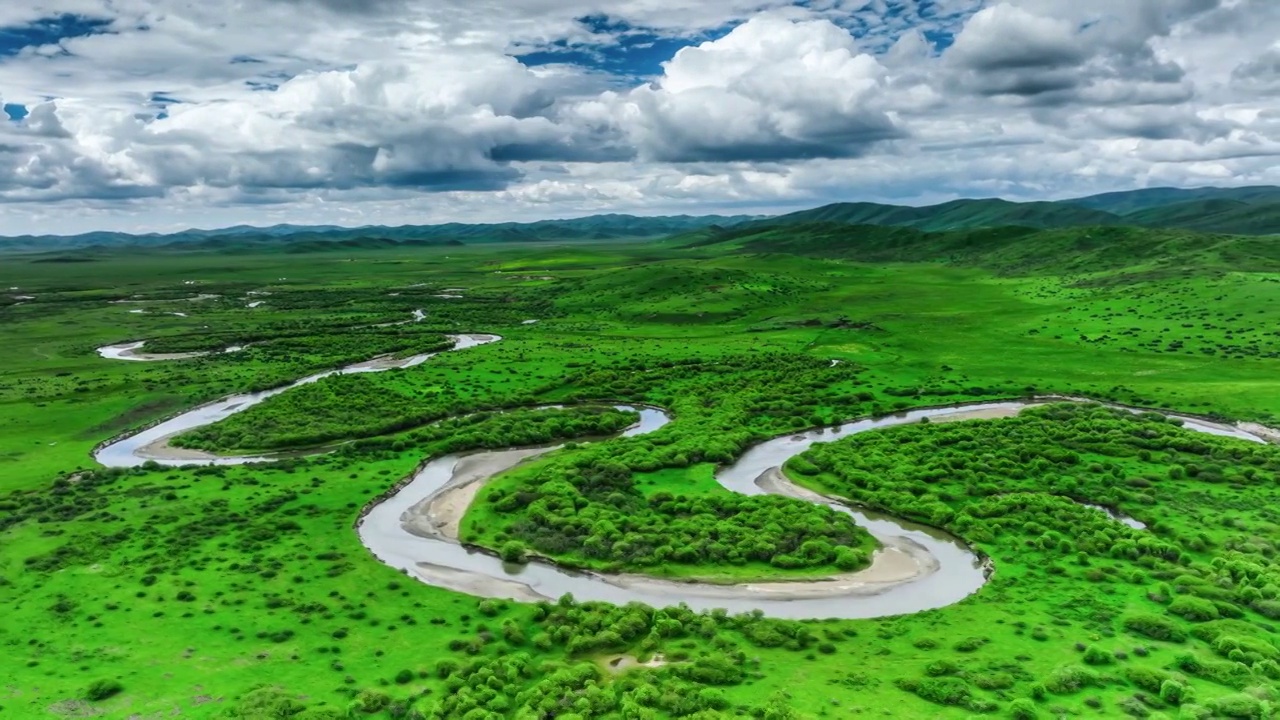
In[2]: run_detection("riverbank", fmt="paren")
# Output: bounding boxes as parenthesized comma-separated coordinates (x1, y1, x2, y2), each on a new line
(97, 341, 208, 362)
(392, 451, 940, 602)
(403, 448, 553, 540)
(94, 333, 502, 468)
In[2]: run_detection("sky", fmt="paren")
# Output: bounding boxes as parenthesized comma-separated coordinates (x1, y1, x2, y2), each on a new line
(0, 0, 1277, 234)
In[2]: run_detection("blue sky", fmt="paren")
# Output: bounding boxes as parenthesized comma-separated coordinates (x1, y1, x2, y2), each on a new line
(513, 2, 966, 79)
(0, 13, 113, 57)
(0, 0, 1275, 233)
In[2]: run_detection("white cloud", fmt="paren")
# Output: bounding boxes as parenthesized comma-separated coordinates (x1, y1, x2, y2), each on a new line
(0, 0, 1276, 234)
(605, 13, 902, 162)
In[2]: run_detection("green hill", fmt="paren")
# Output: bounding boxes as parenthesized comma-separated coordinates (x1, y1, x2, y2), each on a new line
(7, 186, 1280, 254)
(1122, 199, 1280, 235)
(1070, 186, 1280, 214)
(768, 198, 1124, 232)
(755, 191, 1280, 236)
(687, 222, 1280, 277)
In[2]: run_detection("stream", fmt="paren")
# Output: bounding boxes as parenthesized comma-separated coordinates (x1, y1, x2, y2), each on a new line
(94, 334, 500, 467)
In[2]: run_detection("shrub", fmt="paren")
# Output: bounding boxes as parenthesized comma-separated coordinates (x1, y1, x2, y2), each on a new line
(953, 636, 989, 652)
(973, 671, 1015, 690)
(477, 599, 504, 617)
(1204, 693, 1265, 719)
(1008, 698, 1039, 720)
(1175, 653, 1253, 689)
(1082, 646, 1114, 666)
(1167, 596, 1219, 622)
(897, 677, 973, 707)
(1122, 614, 1187, 643)
(83, 679, 123, 701)
(1250, 599, 1280, 620)
(1158, 679, 1188, 706)
(352, 690, 390, 714)
(1044, 665, 1099, 695)
(499, 541, 528, 564)
(925, 660, 960, 677)
(1124, 666, 1173, 694)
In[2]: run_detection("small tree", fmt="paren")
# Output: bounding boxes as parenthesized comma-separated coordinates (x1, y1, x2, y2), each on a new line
(500, 541, 528, 564)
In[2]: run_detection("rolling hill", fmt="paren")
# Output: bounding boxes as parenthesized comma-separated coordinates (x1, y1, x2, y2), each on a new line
(680, 221, 1280, 276)
(765, 198, 1125, 232)
(5, 185, 1280, 254)
(1121, 199, 1280, 235)
(1069, 185, 1280, 215)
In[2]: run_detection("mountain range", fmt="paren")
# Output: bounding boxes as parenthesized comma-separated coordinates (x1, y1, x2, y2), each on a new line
(5, 186, 1280, 254)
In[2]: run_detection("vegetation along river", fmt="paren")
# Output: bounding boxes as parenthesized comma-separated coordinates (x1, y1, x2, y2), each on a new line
(95, 334, 1276, 619)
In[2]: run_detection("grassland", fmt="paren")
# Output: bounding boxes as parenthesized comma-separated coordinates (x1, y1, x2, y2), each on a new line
(6, 227, 1280, 718)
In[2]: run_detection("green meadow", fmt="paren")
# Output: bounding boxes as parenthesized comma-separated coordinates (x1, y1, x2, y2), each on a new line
(5, 226, 1280, 718)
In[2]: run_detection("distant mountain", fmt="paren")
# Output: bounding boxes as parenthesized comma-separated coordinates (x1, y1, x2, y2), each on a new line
(1068, 186, 1280, 214)
(5, 185, 1280, 254)
(0, 213, 760, 253)
(767, 198, 1124, 232)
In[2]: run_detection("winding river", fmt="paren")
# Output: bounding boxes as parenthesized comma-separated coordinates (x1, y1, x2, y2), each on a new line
(94, 334, 500, 467)
(94, 333, 1277, 619)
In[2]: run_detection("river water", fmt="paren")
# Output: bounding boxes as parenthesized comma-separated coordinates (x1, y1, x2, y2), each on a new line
(94, 334, 500, 467)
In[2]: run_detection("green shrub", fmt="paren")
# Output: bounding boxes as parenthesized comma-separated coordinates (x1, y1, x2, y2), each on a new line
(924, 660, 960, 677)
(1250, 599, 1280, 619)
(1167, 596, 1219, 622)
(974, 671, 1015, 690)
(1124, 666, 1174, 694)
(1082, 646, 1114, 665)
(1158, 679, 1188, 706)
(83, 679, 123, 701)
(953, 636, 989, 652)
(499, 541, 528, 563)
(897, 676, 973, 708)
(1123, 614, 1187, 643)
(1175, 653, 1253, 689)
(1213, 635, 1279, 662)
(1009, 698, 1039, 720)
(352, 690, 390, 714)
(1044, 665, 1099, 695)
(1203, 693, 1266, 719)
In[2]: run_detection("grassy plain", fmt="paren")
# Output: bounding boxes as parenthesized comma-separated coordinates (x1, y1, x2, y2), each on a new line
(4, 229, 1280, 717)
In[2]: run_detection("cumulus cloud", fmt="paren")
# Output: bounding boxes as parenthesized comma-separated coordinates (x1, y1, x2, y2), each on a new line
(0, 52, 626, 200)
(0, 0, 1276, 233)
(606, 13, 903, 162)
(943, 2, 1201, 105)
